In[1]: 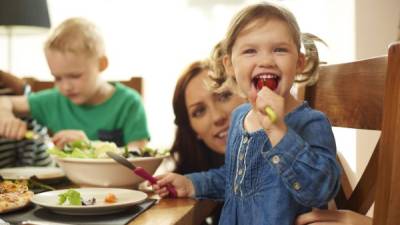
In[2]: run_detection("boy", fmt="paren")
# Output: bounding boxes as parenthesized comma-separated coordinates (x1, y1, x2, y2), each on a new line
(0, 18, 150, 149)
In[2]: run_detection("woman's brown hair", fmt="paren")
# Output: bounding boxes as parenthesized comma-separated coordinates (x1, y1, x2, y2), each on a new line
(171, 61, 225, 174)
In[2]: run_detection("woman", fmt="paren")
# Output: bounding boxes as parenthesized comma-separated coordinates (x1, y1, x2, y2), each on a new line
(171, 59, 245, 174)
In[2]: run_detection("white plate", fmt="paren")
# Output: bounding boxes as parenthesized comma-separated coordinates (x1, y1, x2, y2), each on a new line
(31, 188, 147, 215)
(0, 167, 65, 180)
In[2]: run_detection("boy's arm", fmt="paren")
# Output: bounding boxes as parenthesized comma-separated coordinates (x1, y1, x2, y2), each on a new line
(0, 96, 31, 139)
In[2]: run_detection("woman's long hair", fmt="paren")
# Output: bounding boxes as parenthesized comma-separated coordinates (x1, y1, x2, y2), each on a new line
(171, 61, 225, 174)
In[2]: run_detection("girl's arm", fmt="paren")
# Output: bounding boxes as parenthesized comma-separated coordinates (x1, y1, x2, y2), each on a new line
(186, 165, 227, 200)
(265, 111, 341, 207)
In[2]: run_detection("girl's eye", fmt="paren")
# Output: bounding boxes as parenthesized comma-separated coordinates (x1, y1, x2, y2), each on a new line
(191, 106, 206, 118)
(216, 91, 233, 102)
(242, 48, 256, 54)
(274, 47, 288, 53)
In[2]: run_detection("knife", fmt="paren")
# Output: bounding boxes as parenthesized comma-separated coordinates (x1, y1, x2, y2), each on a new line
(106, 151, 177, 198)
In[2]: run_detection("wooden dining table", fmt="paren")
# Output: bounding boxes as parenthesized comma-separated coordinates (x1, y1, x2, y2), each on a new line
(129, 193, 219, 225)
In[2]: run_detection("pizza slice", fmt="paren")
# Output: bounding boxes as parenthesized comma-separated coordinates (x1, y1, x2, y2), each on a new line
(0, 180, 34, 213)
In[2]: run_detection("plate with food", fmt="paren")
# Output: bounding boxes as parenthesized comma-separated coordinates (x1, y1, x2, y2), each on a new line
(0, 167, 65, 181)
(31, 188, 147, 215)
(0, 180, 34, 214)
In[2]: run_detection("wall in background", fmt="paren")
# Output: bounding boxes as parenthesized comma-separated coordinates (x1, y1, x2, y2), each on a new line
(0, 0, 358, 149)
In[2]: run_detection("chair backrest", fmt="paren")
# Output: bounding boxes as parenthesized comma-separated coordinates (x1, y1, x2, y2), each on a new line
(302, 51, 388, 214)
(23, 76, 143, 95)
(304, 43, 400, 224)
(373, 42, 400, 225)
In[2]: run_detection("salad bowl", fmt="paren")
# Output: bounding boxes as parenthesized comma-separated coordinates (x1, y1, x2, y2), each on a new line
(49, 140, 168, 188)
(54, 156, 165, 188)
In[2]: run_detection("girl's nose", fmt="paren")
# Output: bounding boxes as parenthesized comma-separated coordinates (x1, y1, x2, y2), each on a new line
(258, 52, 275, 67)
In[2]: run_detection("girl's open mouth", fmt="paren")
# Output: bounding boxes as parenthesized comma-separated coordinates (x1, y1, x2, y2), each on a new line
(252, 74, 279, 91)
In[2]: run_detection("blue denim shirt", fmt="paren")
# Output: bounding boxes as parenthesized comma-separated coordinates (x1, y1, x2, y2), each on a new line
(187, 102, 340, 225)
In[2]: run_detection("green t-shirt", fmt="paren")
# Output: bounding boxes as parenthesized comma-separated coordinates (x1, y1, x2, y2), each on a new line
(28, 82, 150, 146)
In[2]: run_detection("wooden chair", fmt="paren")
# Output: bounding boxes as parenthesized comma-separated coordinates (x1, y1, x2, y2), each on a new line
(301, 42, 400, 224)
(23, 76, 143, 95)
(373, 42, 400, 225)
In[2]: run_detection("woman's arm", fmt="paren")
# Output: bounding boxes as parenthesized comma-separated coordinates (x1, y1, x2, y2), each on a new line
(295, 209, 372, 225)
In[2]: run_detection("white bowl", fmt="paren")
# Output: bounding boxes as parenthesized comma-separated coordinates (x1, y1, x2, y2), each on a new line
(55, 156, 165, 188)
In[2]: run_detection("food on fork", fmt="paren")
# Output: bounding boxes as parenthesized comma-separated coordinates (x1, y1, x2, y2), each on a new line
(252, 74, 278, 91)
(252, 75, 279, 123)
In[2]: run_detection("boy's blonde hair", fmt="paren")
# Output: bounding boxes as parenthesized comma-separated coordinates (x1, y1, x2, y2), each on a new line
(210, 2, 312, 91)
(44, 17, 105, 58)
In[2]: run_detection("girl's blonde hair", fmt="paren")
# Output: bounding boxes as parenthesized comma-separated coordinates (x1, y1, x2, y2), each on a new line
(208, 40, 243, 96)
(210, 2, 315, 91)
(44, 17, 105, 58)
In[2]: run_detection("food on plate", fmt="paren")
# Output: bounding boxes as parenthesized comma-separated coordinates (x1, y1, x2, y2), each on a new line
(48, 140, 170, 159)
(104, 193, 117, 203)
(58, 189, 96, 206)
(0, 180, 34, 213)
(58, 189, 82, 205)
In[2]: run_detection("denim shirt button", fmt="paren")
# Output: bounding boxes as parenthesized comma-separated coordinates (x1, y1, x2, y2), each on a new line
(243, 135, 249, 144)
(292, 181, 301, 191)
(239, 153, 244, 160)
(271, 155, 280, 164)
(238, 169, 243, 175)
(234, 184, 238, 193)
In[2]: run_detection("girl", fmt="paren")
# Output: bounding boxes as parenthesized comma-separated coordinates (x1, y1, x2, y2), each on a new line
(154, 3, 340, 225)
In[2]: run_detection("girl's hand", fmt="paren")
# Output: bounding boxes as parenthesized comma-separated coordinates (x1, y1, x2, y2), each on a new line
(248, 87, 287, 146)
(295, 209, 372, 225)
(52, 130, 88, 148)
(0, 112, 27, 140)
(152, 173, 195, 198)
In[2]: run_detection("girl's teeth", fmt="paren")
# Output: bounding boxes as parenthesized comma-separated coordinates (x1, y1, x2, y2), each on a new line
(253, 74, 278, 91)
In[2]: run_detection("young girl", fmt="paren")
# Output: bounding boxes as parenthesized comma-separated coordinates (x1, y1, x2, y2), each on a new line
(153, 3, 340, 225)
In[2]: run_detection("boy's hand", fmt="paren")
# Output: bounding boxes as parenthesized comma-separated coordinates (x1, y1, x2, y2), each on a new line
(52, 130, 88, 148)
(152, 173, 195, 198)
(0, 112, 27, 140)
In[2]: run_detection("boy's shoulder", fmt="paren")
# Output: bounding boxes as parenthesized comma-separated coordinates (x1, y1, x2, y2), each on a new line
(28, 88, 60, 101)
(113, 82, 141, 99)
